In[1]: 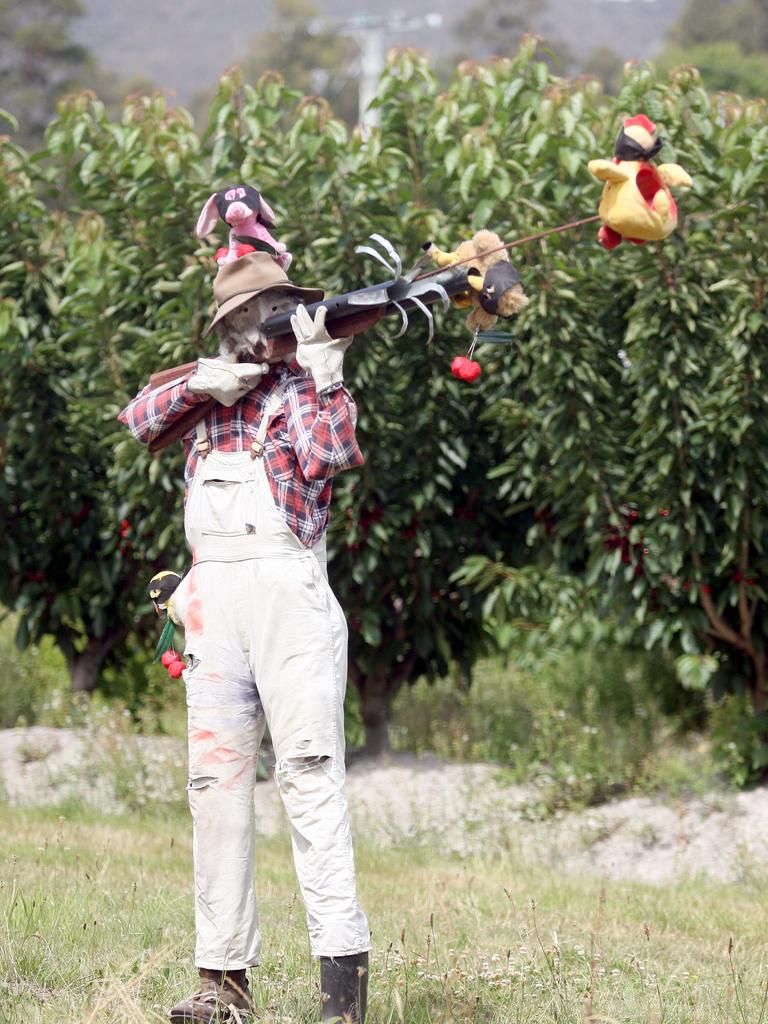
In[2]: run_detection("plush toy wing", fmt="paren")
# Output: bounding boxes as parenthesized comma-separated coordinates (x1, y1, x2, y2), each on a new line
(657, 164, 693, 189)
(196, 194, 220, 238)
(588, 159, 632, 184)
(428, 246, 461, 268)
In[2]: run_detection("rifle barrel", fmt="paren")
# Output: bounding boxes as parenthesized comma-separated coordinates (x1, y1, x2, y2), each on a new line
(261, 266, 471, 340)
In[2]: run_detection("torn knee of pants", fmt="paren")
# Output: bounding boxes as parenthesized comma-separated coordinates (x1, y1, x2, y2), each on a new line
(187, 774, 219, 791)
(275, 754, 332, 789)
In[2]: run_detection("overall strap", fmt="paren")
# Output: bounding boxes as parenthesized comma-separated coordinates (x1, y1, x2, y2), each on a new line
(195, 418, 210, 459)
(250, 381, 285, 459)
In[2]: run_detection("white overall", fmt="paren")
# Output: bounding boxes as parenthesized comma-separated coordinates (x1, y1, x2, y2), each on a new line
(171, 390, 370, 969)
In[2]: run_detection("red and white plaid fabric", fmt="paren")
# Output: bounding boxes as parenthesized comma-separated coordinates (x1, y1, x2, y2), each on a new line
(118, 364, 363, 548)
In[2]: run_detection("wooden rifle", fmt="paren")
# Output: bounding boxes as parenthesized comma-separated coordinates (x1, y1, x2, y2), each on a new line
(147, 255, 471, 453)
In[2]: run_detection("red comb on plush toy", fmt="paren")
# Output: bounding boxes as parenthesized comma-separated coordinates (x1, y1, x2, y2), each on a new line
(588, 114, 693, 250)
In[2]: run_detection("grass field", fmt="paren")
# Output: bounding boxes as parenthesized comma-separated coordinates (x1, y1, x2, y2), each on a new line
(1, 804, 767, 1023)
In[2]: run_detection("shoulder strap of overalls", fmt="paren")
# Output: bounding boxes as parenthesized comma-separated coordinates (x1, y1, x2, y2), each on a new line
(194, 380, 286, 461)
(250, 380, 285, 460)
(195, 418, 210, 459)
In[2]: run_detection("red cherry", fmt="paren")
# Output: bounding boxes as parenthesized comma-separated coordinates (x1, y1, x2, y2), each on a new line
(167, 660, 184, 678)
(451, 356, 469, 379)
(702, 584, 711, 594)
(161, 650, 177, 668)
(460, 360, 482, 382)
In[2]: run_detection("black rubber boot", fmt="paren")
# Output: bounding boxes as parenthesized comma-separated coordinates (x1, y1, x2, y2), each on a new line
(319, 952, 368, 1023)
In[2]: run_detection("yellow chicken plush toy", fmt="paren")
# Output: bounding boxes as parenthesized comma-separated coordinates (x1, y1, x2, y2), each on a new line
(588, 114, 692, 250)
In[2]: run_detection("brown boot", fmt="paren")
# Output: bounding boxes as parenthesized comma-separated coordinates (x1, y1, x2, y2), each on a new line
(168, 968, 254, 1023)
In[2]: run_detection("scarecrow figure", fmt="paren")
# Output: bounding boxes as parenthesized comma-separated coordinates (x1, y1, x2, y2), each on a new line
(118, 249, 370, 1023)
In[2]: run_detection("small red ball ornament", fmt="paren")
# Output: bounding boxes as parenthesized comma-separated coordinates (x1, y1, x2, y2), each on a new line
(450, 355, 482, 383)
(168, 659, 184, 679)
(461, 360, 482, 382)
(161, 650, 177, 668)
(451, 356, 469, 378)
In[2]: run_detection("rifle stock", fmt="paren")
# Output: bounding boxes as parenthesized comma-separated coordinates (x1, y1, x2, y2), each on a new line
(144, 266, 470, 454)
(149, 361, 198, 389)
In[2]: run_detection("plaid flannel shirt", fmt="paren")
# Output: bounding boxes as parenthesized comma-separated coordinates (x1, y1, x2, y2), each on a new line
(118, 363, 363, 549)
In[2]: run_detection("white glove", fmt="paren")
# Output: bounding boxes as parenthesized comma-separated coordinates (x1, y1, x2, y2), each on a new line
(291, 304, 352, 393)
(187, 354, 269, 407)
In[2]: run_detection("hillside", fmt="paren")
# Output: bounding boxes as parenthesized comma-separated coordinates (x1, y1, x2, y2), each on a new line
(73, 0, 686, 105)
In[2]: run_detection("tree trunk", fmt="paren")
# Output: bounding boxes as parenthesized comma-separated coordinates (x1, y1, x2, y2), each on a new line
(751, 653, 767, 716)
(357, 668, 393, 757)
(66, 630, 124, 693)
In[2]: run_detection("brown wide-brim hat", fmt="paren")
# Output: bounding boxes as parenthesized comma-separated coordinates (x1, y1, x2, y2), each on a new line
(205, 251, 324, 335)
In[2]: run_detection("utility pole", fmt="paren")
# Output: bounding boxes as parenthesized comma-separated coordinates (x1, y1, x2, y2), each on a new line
(356, 22, 387, 129)
(309, 12, 443, 131)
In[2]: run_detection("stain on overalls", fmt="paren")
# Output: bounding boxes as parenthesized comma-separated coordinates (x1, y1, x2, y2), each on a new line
(171, 386, 370, 968)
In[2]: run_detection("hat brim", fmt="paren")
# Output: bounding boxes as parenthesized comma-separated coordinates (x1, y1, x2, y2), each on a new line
(204, 282, 325, 337)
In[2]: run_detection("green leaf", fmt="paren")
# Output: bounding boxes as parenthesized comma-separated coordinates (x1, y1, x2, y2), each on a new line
(459, 163, 477, 203)
(132, 154, 155, 179)
(153, 619, 176, 663)
(79, 151, 101, 185)
(674, 654, 718, 692)
(527, 132, 548, 159)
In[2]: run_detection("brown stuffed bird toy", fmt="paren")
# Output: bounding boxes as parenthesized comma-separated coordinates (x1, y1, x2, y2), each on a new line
(427, 229, 529, 332)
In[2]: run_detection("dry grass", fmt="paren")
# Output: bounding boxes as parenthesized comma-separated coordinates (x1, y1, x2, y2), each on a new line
(1, 804, 767, 1023)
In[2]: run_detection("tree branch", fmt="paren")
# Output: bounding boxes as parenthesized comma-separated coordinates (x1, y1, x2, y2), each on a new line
(691, 549, 753, 655)
(749, 594, 759, 632)
(738, 529, 751, 641)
